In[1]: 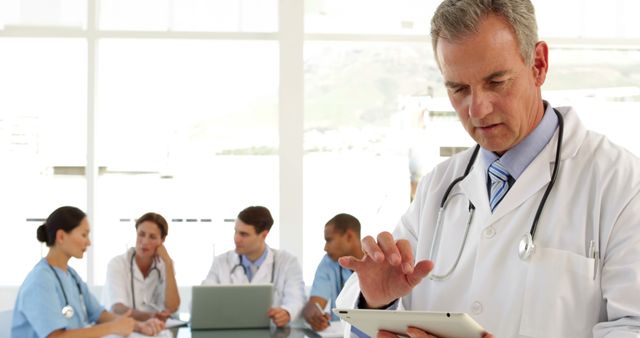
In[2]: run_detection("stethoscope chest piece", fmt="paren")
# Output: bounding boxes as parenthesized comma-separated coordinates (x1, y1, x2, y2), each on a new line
(518, 233, 535, 260)
(61, 305, 74, 319)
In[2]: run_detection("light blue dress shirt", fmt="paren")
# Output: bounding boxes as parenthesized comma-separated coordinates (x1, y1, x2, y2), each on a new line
(12, 258, 104, 338)
(310, 254, 353, 321)
(480, 101, 559, 181)
(241, 247, 269, 282)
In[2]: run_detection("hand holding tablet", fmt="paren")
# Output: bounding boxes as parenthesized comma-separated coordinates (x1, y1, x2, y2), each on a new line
(337, 232, 494, 337)
(333, 308, 487, 338)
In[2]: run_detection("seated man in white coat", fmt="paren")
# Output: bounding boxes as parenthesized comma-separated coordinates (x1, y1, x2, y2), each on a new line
(338, 0, 640, 337)
(202, 206, 305, 327)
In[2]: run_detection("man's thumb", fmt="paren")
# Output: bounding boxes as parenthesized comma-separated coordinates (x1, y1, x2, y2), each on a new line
(407, 260, 434, 286)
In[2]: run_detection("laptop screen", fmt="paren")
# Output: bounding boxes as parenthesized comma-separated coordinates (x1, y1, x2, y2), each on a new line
(190, 284, 273, 330)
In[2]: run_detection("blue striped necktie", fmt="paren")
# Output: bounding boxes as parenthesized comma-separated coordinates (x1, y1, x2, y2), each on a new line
(488, 160, 511, 211)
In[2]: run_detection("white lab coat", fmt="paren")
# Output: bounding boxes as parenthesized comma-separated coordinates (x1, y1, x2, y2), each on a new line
(103, 248, 168, 312)
(202, 247, 306, 322)
(339, 106, 640, 337)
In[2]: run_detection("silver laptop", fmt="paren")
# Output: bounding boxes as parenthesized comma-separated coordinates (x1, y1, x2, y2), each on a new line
(190, 284, 273, 330)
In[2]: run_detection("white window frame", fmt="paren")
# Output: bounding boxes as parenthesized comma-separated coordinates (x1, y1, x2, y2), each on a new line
(1, 0, 639, 290)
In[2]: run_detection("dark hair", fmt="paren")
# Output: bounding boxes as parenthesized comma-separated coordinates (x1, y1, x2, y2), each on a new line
(237, 206, 273, 234)
(135, 212, 169, 239)
(326, 213, 361, 236)
(37, 206, 87, 247)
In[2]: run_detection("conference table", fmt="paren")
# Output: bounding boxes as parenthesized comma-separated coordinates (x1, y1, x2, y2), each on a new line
(106, 326, 324, 338)
(106, 318, 341, 338)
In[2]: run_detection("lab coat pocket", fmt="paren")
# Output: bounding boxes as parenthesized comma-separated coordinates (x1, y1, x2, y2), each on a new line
(519, 247, 600, 338)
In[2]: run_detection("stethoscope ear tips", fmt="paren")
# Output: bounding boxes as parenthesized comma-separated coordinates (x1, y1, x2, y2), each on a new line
(518, 233, 535, 260)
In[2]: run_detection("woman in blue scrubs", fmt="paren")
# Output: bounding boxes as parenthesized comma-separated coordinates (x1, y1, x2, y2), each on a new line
(11, 206, 165, 338)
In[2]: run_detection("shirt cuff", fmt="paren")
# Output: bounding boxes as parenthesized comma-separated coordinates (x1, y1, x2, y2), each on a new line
(355, 292, 399, 310)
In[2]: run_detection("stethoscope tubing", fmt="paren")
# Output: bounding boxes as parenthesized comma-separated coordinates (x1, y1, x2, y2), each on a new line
(47, 262, 85, 320)
(130, 250, 163, 310)
(429, 196, 476, 281)
(529, 108, 564, 239)
(429, 109, 564, 280)
(231, 251, 276, 284)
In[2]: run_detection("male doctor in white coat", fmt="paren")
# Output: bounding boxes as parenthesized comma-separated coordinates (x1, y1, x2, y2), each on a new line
(202, 206, 305, 327)
(338, 0, 640, 337)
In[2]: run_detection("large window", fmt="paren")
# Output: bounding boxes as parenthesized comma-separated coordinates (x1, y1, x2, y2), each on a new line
(302, 41, 455, 282)
(545, 48, 640, 153)
(0, 0, 282, 297)
(0, 38, 87, 284)
(94, 39, 279, 286)
(0, 1, 639, 313)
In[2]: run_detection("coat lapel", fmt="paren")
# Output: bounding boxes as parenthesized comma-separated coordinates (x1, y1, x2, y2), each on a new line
(459, 161, 491, 221)
(251, 248, 274, 284)
(489, 143, 552, 224)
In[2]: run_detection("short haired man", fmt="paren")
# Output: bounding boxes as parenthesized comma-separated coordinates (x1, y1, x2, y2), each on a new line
(302, 213, 363, 331)
(202, 206, 305, 327)
(338, 0, 640, 337)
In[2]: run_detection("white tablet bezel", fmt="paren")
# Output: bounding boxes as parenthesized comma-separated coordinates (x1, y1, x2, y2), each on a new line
(333, 308, 485, 338)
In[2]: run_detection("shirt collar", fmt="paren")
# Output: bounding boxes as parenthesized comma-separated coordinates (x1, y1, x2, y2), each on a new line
(241, 246, 269, 269)
(129, 247, 162, 280)
(480, 101, 558, 180)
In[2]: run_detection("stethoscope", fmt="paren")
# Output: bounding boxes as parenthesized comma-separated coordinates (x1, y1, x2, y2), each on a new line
(47, 263, 86, 321)
(429, 109, 564, 281)
(130, 249, 163, 309)
(230, 252, 276, 284)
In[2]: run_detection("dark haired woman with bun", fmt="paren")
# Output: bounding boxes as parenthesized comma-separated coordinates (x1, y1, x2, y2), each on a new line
(11, 206, 165, 338)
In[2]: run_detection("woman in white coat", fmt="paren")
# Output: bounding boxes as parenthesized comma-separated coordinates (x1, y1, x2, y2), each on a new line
(103, 212, 180, 322)
(338, 1, 640, 337)
(202, 206, 305, 327)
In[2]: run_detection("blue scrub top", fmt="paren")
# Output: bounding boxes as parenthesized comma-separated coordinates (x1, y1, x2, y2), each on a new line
(12, 258, 105, 338)
(309, 254, 352, 321)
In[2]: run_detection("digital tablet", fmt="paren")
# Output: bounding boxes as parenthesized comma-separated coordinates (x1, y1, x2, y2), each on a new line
(333, 308, 485, 338)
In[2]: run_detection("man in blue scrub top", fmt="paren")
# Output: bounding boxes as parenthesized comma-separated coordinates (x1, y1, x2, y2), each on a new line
(302, 213, 363, 331)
